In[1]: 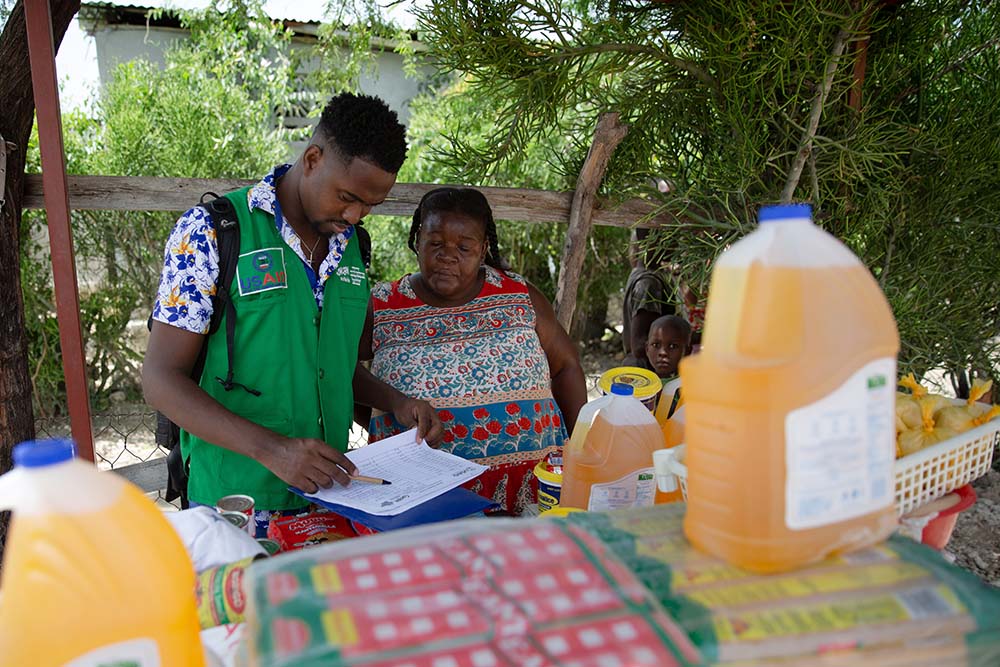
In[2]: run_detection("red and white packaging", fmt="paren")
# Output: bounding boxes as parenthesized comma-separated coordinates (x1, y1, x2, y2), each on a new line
(266, 511, 354, 552)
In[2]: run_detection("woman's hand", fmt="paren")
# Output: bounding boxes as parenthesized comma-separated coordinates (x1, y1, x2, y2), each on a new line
(353, 363, 445, 447)
(391, 396, 445, 447)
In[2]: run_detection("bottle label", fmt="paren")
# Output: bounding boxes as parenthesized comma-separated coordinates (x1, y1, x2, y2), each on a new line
(587, 467, 657, 511)
(785, 358, 896, 529)
(64, 638, 161, 667)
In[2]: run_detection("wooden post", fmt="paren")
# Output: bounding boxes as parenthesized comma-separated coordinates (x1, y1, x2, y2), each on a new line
(554, 112, 628, 332)
(0, 0, 81, 556)
(24, 0, 94, 461)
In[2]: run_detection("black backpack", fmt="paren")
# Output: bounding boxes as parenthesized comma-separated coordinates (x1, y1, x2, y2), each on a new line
(152, 193, 372, 507)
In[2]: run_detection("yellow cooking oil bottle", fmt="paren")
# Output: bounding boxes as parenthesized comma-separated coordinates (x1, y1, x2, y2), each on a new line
(561, 383, 664, 510)
(0, 439, 205, 666)
(681, 203, 899, 573)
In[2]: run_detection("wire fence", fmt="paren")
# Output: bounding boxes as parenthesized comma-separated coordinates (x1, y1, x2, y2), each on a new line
(34, 408, 175, 507)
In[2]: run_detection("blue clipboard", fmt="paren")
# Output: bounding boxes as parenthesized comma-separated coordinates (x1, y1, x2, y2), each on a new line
(289, 485, 499, 532)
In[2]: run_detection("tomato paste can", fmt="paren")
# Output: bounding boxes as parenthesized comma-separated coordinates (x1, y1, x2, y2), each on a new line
(216, 494, 255, 535)
(194, 556, 259, 628)
(256, 538, 281, 557)
(221, 511, 250, 532)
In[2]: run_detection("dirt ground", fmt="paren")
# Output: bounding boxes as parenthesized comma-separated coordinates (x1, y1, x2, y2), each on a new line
(948, 468, 1000, 587)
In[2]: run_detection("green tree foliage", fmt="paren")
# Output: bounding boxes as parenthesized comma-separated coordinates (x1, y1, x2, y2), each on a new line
(412, 0, 1000, 384)
(23, 0, 299, 414)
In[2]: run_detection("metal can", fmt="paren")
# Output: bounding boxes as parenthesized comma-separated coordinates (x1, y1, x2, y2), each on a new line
(216, 494, 255, 535)
(221, 511, 250, 532)
(257, 538, 281, 557)
(194, 556, 259, 628)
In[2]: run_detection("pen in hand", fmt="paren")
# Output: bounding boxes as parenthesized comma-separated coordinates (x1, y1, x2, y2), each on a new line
(351, 474, 392, 485)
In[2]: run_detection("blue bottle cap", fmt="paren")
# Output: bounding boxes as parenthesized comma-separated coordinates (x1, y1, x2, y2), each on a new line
(610, 382, 635, 396)
(759, 203, 812, 222)
(13, 439, 76, 468)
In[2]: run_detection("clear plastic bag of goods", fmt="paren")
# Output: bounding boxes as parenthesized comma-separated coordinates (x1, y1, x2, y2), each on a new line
(241, 515, 703, 667)
(567, 505, 1000, 667)
(239, 503, 1000, 666)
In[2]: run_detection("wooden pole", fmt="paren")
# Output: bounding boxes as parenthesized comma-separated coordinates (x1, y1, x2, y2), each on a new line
(554, 112, 628, 332)
(21, 174, 680, 229)
(24, 0, 94, 461)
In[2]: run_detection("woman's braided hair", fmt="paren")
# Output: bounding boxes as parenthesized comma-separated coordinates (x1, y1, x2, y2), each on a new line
(408, 187, 510, 271)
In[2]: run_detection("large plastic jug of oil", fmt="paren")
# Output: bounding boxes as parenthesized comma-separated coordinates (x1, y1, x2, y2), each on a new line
(561, 383, 664, 510)
(0, 439, 206, 666)
(654, 376, 684, 428)
(681, 203, 899, 573)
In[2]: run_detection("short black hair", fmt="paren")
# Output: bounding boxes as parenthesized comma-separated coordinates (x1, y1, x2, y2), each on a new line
(408, 187, 510, 271)
(650, 314, 692, 344)
(317, 93, 407, 173)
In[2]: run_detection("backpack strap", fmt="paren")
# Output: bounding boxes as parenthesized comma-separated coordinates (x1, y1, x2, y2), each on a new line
(202, 193, 239, 335)
(199, 192, 260, 397)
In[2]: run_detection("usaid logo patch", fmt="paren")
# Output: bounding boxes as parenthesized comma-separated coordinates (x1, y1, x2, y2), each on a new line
(237, 247, 288, 296)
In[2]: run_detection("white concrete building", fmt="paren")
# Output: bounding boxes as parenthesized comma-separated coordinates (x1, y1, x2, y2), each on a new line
(77, 1, 434, 150)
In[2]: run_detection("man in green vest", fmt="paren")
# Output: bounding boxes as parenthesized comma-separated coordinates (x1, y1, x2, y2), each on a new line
(142, 93, 442, 533)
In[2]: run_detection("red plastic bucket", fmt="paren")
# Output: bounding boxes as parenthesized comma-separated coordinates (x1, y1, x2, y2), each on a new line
(921, 484, 977, 550)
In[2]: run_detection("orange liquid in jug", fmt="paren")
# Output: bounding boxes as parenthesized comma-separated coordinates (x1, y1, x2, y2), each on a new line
(682, 263, 899, 573)
(561, 412, 664, 511)
(0, 481, 205, 665)
(654, 416, 685, 503)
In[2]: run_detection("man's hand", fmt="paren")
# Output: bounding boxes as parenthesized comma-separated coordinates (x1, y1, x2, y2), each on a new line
(259, 436, 358, 494)
(391, 397, 445, 447)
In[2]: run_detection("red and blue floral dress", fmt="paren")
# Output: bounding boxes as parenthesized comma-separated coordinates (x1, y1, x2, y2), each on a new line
(368, 266, 567, 514)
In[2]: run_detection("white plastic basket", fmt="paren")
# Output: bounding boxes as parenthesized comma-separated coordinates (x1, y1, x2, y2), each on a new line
(893, 410, 999, 516)
(654, 414, 999, 516)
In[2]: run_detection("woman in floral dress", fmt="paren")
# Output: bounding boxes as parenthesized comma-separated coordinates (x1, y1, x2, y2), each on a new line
(361, 187, 587, 514)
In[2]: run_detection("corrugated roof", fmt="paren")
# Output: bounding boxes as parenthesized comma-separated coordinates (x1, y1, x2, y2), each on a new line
(80, 1, 331, 25)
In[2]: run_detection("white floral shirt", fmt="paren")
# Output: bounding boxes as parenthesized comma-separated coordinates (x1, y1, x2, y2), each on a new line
(152, 164, 355, 334)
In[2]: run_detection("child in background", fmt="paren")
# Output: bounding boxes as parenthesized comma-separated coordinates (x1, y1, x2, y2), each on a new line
(647, 315, 693, 504)
(645, 315, 693, 426)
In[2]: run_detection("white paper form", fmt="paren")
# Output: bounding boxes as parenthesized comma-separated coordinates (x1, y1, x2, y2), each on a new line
(304, 429, 487, 516)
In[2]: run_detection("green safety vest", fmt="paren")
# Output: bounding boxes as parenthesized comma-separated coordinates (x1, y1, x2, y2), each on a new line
(180, 187, 369, 510)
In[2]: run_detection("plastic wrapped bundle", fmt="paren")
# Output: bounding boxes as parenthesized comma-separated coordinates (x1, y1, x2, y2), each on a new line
(241, 505, 1000, 667)
(243, 517, 702, 667)
(567, 505, 1000, 666)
